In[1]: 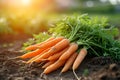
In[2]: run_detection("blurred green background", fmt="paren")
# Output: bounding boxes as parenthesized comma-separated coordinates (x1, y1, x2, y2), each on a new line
(0, 0, 120, 35)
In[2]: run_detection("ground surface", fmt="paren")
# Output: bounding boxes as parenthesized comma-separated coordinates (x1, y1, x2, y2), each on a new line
(0, 35, 120, 80)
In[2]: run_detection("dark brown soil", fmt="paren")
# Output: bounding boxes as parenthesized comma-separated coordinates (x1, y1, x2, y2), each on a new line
(0, 50, 120, 80)
(0, 36, 120, 80)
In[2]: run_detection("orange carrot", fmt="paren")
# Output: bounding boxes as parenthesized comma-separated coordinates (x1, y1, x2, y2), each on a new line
(34, 39, 70, 63)
(25, 45, 37, 51)
(42, 61, 55, 68)
(20, 37, 64, 59)
(26, 48, 51, 63)
(59, 43, 78, 61)
(37, 37, 64, 50)
(61, 52, 78, 73)
(72, 48, 87, 70)
(19, 48, 45, 59)
(48, 47, 69, 61)
(25, 37, 55, 50)
(43, 60, 66, 74)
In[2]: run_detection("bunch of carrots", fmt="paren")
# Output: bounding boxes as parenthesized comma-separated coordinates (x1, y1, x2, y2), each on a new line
(14, 14, 120, 80)
(17, 36, 87, 74)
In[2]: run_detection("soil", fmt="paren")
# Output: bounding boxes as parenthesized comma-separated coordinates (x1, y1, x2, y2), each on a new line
(0, 35, 120, 80)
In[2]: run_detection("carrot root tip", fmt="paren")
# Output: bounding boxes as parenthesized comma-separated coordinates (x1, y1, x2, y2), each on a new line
(8, 56, 20, 60)
(73, 70, 81, 80)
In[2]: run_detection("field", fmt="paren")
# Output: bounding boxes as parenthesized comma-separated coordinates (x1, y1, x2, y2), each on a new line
(0, 13, 120, 80)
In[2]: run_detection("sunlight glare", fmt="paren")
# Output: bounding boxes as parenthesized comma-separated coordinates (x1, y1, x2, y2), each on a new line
(21, 0, 31, 6)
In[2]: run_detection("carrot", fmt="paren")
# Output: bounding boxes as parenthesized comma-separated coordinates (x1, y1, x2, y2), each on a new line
(25, 45, 37, 51)
(20, 37, 64, 59)
(19, 48, 45, 59)
(43, 60, 66, 74)
(48, 47, 69, 61)
(42, 61, 55, 68)
(59, 43, 78, 61)
(34, 39, 70, 63)
(37, 37, 64, 50)
(61, 52, 78, 73)
(25, 37, 55, 50)
(26, 48, 51, 63)
(72, 48, 87, 70)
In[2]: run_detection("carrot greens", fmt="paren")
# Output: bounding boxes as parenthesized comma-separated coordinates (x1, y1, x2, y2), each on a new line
(49, 14, 120, 60)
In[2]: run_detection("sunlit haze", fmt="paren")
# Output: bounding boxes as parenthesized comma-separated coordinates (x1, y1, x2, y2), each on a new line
(20, 0, 31, 6)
